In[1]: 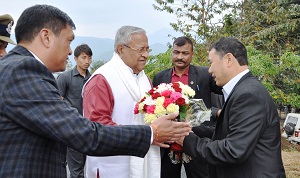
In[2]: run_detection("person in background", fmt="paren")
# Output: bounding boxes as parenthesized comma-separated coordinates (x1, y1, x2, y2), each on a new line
(178, 37, 286, 177)
(0, 14, 15, 58)
(0, 5, 191, 177)
(57, 44, 93, 178)
(82, 25, 160, 178)
(152, 36, 223, 178)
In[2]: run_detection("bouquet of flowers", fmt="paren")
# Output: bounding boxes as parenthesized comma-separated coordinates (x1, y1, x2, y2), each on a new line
(134, 82, 195, 124)
(134, 82, 196, 164)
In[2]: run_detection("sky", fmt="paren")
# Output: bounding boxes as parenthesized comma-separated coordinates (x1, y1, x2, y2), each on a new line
(0, 0, 177, 40)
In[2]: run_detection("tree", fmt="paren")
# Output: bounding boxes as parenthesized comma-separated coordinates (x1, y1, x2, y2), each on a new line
(90, 60, 106, 74)
(66, 58, 73, 70)
(145, 49, 173, 80)
(223, 0, 300, 56)
(153, 0, 227, 59)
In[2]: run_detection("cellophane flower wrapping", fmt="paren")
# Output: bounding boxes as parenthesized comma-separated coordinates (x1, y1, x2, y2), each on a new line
(185, 99, 211, 127)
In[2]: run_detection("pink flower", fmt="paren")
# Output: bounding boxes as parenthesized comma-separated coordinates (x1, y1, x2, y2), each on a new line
(170, 92, 182, 101)
(163, 98, 173, 108)
(146, 105, 156, 114)
(161, 90, 172, 98)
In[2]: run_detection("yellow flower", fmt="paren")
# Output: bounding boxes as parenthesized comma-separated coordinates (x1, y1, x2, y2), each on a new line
(144, 113, 157, 124)
(138, 103, 145, 112)
(155, 97, 165, 106)
(154, 105, 166, 116)
(166, 103, 179, 114)
(181, 84, 195, 97)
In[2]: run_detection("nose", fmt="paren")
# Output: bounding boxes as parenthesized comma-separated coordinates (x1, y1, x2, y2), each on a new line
(0, 48, 7, 58)
(85, 57, 92, 64)
(141, 51, 149, 58)
(208, 66, 212, 74)
(68, 47, 72, 56)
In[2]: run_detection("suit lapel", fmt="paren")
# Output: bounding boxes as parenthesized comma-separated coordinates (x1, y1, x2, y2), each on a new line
(188, 65, 197, 91)
(223, 71, 252, 107)
(163, 68, 172, 83)
(214, 71, 252, 139)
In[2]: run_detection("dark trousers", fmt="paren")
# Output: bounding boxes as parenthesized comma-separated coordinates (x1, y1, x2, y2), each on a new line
(67, 147, 86, 178)
(161, 148, 209, 178)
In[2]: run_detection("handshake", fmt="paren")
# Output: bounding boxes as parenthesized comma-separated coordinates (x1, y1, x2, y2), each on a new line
(149, 112, 191, 148)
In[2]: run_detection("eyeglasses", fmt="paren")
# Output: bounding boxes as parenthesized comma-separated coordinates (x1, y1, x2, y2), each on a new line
(123, 44, 150, 54)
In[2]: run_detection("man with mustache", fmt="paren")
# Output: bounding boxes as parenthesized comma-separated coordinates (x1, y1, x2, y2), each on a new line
(152, 36, 223, 178)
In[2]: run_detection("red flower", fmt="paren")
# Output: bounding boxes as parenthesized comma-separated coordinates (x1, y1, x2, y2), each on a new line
(134, 103, 139, 114)
(140, 96, 146, 102)
(151, 92, 161, 99)
(176, 98, 186, 106)
(143, 104, 148, 112)
(172, 83, 182, 93)
(148, 88, 155, 95)
(170, 143, 183, 152)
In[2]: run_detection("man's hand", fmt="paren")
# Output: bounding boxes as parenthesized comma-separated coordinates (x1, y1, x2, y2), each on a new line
(150, 112, 191, 147)
(175, 136, 185, 146)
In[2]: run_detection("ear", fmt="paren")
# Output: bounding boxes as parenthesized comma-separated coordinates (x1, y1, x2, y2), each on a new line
(116, 44, 124, 56)
(39, 28, 51, 48)
(225, 53, 234, 66)
(74, 56, 78, 62)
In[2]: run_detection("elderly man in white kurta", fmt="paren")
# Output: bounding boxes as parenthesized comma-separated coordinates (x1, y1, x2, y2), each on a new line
(82, 26, 160, 178)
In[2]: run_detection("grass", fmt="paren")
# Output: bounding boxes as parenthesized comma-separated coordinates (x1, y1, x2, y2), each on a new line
(281, 136, 300, 178)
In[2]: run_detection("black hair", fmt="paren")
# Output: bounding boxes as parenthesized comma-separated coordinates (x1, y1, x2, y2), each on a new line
(209, 37, 248, 65)
(74, 44, 93, 57)
(173, 36, 194, 51)
(15, 4, 76, 43)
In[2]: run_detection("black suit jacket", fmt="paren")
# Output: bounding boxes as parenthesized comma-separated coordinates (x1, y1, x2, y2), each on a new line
(153, 65, 223, 178)
(0, 46, 151, 177)
(183, 72, 286, 177)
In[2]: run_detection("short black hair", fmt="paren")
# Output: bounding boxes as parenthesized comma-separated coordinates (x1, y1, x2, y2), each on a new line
(209, 37, 248, 65)
(173, 36, 194, 51)
(74, 44, 93, 57)
(15, 4, 76, 43)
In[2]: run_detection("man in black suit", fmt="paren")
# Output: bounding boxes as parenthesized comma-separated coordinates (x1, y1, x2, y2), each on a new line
(178, 37, 286, 177)
(153, 36, 223, 178)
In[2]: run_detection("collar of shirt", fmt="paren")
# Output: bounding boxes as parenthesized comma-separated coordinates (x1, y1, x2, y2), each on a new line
(72, 66, 91, 79)
(28, 50, 45, 66)
(222, 69, 249, 102)
(127, 66, 145, 83)
(171, 66, 189, 85)
(171, 66, 189, 77)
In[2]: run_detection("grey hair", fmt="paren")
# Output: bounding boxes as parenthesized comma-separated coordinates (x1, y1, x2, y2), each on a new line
(114, 25, 146, 52)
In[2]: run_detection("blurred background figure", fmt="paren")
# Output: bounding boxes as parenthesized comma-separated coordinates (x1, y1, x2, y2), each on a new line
(0, 14, 15, 58)
(57, 44, 93, 178)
